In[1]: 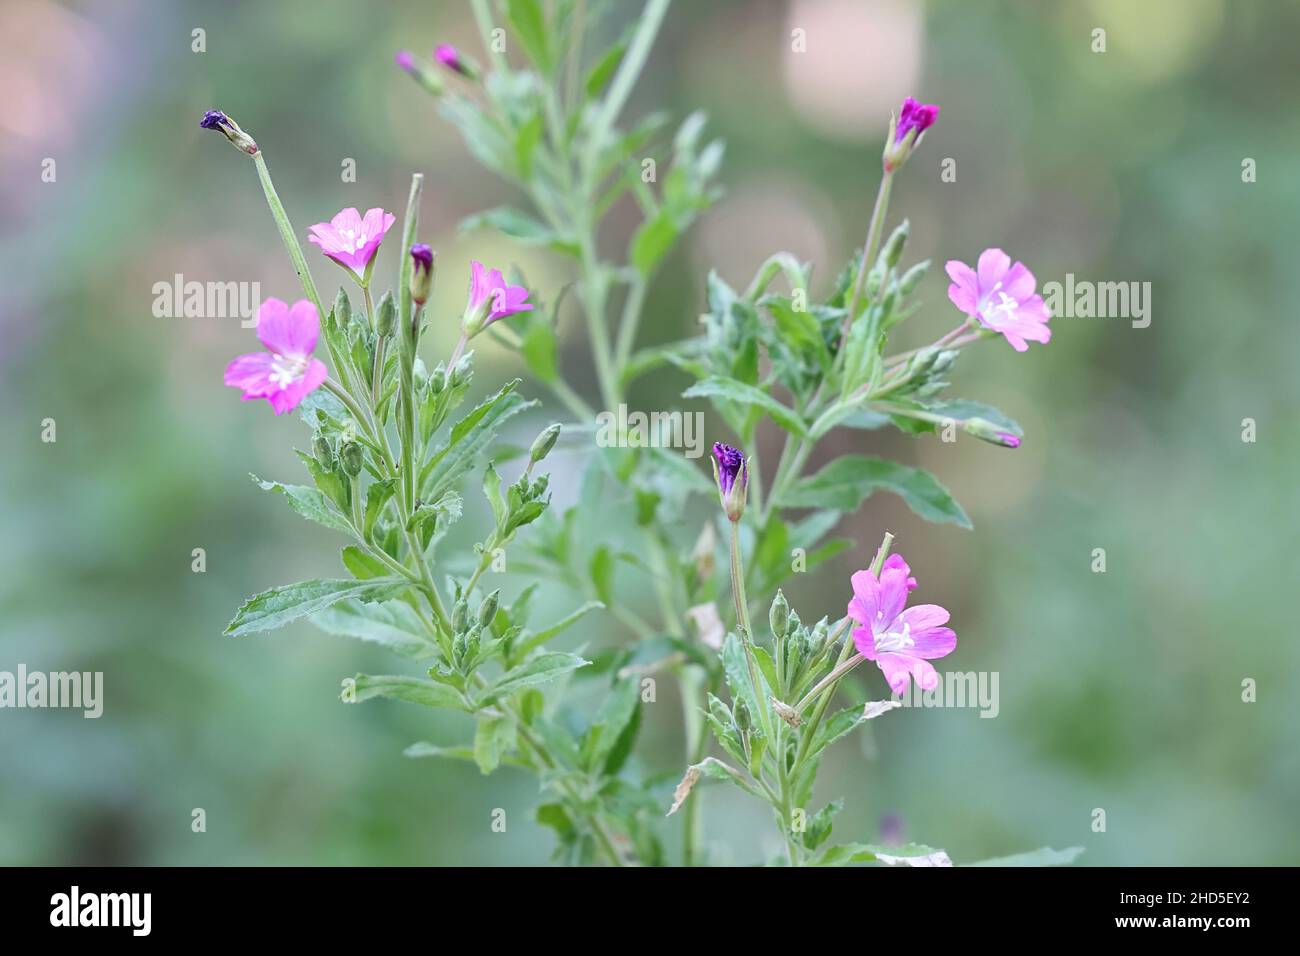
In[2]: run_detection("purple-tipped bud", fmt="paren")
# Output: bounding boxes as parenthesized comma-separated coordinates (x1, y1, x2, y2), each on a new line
(394, 50, 444, 95)
(961, 417, 1022, 449)
(435, 44, 479, 79)
(199, 109, 258, 155)
(882, 97, 938, 172)
(711, 442, 748, 521)
(409, 243, 434, 305)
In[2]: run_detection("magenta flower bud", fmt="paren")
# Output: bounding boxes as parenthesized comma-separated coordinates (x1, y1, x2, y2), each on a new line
(199, 109, 258, 155)
(394, 49, 444, 95)
(998, 433, 1022, 449)
(435, 43, 478, 79)
(711, 442, 748, 522)
(895, 97, 939, 143)
(409, 243, 434, 305)
(882, 97, 938, 172)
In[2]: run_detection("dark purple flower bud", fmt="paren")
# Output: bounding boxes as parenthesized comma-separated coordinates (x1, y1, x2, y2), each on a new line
(895, 97, 939, 143)
(409, 243, 435, 306)
(711, 442, 748, 521)
(199, 109, 258, 155)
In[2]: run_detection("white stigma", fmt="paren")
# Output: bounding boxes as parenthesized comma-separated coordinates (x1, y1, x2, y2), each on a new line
(979, 281, 1019, 326)
(268, 353, 308, 390)
(874, 621, 914, 654)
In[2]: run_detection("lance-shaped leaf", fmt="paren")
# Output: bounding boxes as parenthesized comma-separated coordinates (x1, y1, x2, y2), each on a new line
(782, 455, 971, 529)
(481, 652, 590, 702)
(810, 842, 952, 867)
(225, 578, 404, 637)
(420, 383, 535, 500)
(251, 475, 352, 534)
(312, 599, 438, 659)
(512, 601, 605, 657)
(683, 377, 809, 438)
(347, 674, 470, 711)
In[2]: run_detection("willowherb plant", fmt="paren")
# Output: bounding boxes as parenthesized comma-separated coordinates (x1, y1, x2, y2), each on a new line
(207, 0, 1081, 867)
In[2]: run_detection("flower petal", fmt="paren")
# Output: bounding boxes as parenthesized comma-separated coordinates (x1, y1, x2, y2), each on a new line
(977, 248, 1011, 294)
(223, 351, 276, 395)
(267, 357, 327, 415)
(1002, 261, 1036, 300)
(258, 298, 320, 357)
(874, 652, 914, 695)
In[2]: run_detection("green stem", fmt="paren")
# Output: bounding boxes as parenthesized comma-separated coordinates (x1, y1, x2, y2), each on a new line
(587, 0, 672, 167)
(727, 520, 771, 740)
(252, 152, 323, 317)
(841, 169, 894, 338)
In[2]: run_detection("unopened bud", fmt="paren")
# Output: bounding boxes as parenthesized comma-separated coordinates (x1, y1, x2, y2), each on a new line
(409, 244, 434, 306)
(733, 698, 751, 734)
(881, 219, 909, 270)
(769, 590, 790, 638)
(198, 109, 258, 155)
(339, 440, 363, 477)
(477, 589, 500, 628)
(898, 259, 930, 296)
(312, 433, 333, 467)
(333, 287, 352, 330)
(395, 50, 445, 95)
(375, 290, 397, 337)
(962, 417, 1022, 449)
(451, 599, 469, 634)
(435, 43, 480, 80)
(428, 365, 446, 395)
(529, 423, 561, 465)
(450, 353, 473, 388)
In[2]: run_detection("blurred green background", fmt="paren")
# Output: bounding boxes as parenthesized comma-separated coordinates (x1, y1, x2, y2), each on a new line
(2, 0, 1297, 866)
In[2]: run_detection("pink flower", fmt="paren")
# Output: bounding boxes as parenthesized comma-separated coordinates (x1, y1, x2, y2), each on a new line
(224, 298, 328, 415)
(462, 260, 533, 335)
(847, 553, 956, 695)
(307, 207, 396, 282)
(946, 248, 1051, 352)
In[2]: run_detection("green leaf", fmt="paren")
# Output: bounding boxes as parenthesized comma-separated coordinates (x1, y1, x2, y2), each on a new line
(225, 578, 404, 637)
(420, 385, 536, 500)
(514, 601, 605, 657)
(513, 112, 543, 180)
(404, 741, 527, 768)
(251, 475, 351, 534)
(473, 715, 517, 774)
(340, 546, 389, 580)
(683, 377, 809, 437)
(581, 677, 642, 776)
(348, 674, 470, 710)
(966, 846, 1085, 867)
(363, 478, 396, 540)
(629, 210, 678, 276)
(926, 400, 1024, 439)
(520, 312, 558, 383)
(584, 40, 626, 98)
(505, 0, 552, 72)
(312, 600, 438, 659)
(485, 652, 590, 699)
(589, 546, 614, 605)
(783, 455, 971, 529)
(460, 206, 577, 255)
